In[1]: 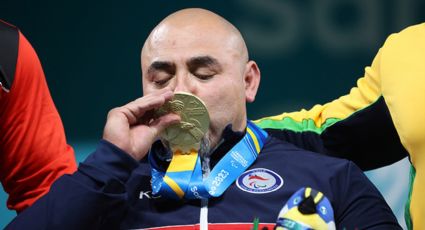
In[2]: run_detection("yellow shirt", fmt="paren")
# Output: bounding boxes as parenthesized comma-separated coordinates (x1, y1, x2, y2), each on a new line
(255, 23, 425, 230)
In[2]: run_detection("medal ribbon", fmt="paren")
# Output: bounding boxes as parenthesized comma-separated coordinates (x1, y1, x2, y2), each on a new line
(149, 121, 268, 199)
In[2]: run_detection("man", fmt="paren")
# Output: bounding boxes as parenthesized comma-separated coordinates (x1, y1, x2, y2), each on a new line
(7, 9, 400, 229)
(255, 23, 425, 230)
(0, 20, 77, 212)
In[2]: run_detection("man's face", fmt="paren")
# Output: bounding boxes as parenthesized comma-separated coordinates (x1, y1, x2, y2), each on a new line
(141, 22, 249, 148)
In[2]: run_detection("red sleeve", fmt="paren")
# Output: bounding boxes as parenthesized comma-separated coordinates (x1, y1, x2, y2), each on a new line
(0, 31, 77, 212)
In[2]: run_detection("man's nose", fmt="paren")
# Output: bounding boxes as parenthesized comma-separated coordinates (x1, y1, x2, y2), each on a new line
(172, 73, 195, 93)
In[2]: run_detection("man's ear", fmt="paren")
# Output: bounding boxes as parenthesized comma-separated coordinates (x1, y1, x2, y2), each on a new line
(244, 60, 261, 103)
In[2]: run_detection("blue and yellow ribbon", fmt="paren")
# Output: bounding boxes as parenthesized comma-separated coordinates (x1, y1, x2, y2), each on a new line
(149, 121, 268, 199)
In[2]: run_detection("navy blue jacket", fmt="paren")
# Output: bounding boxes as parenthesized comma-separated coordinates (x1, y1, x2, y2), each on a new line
(7, 135, 401, 229)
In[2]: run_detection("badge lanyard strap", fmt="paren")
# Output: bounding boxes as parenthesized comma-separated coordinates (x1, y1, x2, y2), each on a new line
(150, 120, 268, 199)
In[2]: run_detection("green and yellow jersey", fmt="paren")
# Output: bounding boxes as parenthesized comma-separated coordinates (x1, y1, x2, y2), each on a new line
(255, 23, 425, 230)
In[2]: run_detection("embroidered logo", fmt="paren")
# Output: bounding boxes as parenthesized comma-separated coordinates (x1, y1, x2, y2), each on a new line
(236, 168, 283, 194)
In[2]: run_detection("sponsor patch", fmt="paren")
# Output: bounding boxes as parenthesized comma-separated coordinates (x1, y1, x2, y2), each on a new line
(236, 168, 283, 194)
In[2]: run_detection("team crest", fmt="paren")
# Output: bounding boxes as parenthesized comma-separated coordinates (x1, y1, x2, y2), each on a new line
(236, 168, 283, 194)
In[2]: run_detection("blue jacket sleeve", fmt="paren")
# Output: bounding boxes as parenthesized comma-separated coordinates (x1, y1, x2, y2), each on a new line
(5, 140, 140, 230)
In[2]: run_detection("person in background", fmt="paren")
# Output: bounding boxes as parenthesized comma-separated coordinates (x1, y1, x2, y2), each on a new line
(255, 23, 425, 230)
(0, 19, 77, 213)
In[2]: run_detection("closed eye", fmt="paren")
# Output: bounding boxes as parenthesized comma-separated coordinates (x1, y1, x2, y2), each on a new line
(147, 60, 175, 87)
(187, 55, 222, 81)
(152, 75, 172, 87)
(194, 73, 215, 80)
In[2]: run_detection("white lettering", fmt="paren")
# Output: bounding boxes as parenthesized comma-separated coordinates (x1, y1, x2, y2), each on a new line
(190, 186, 203, 199)
(139, 191, 151, 199)
(231, 151, 248, 167)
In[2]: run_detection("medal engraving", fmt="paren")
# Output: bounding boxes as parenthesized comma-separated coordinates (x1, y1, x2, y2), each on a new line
(155, 92, 210, 152)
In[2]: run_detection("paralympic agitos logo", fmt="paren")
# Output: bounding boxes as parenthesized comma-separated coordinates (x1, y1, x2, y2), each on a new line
(236, 168, 283, 194)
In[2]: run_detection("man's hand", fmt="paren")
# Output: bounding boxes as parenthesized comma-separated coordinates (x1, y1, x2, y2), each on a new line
(103, 88, 180, 160)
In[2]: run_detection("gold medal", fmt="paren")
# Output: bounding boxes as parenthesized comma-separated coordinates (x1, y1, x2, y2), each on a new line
(156, 92, 210, 152)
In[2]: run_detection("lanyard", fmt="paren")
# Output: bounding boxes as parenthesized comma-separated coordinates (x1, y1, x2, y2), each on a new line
(149, 120, 268, 199)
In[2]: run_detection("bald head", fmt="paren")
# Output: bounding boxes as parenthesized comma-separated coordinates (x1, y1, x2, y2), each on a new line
(141, 8, 261, 148)
(141, 8, 248, 67)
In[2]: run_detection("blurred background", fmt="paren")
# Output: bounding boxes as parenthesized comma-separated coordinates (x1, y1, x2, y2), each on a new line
(1, 0, 424, 228)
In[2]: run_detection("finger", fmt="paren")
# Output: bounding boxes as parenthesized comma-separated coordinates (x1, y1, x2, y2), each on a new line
(130, 89, 174, 114)
(137, 87, 174, 104)
(141, 87, 174, 102)
(149, 113, 181, 137)
(117, 90, 174, 125)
